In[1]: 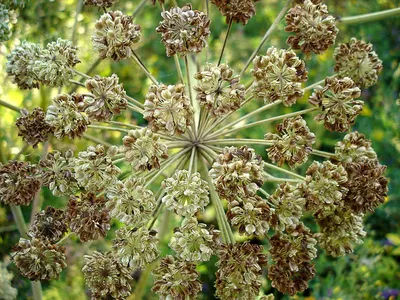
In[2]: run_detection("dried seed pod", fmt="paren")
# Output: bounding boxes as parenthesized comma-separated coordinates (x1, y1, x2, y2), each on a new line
(29, 206, 68, 243)
(84, 0, 118, 8)
(210, 0, 260, 25)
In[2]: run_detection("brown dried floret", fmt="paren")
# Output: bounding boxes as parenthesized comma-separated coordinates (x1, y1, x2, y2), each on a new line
(152, 255, 202, 300)
(334, 38, 383, 88)
(0, 161, 41, 206)
(16, 108, 54, 148)
(12, 238, 67, 281)
(210, 0, 260, 25)
(285, 0, 338, 55)
(92, 11, 141, 61)
(156, 4, 210, 57)
(333, 131, 377, 164)
(309, 76, 363, 132)
(215, 242, 268, 300)
(252, 47, 308, 106)
(84, 0, 118, 7)
(265, 116, 315, 168)
(29, 206, 68, 243)
(67, 193, 111, 242)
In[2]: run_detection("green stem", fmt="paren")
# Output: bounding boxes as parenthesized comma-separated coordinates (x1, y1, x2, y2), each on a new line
(312, 149, 335, 159)
(69, 79, 86, 87)
(106, 121, 142, 129)
(240, 0, 292, 77)
(188, 147, 196, 175)
(73, 69, 91, 79)
(83, 134, 113, 147)
(338, 7, 400, 25)
(174, 55, 184, 84)
(132, 0, 148, 19)
(184, 55, 197, 137)
(265, 175, 304, 184)
(125, 95, 144, 109)
(132, 51, 158, 85)
(218, 18, 233, 66)
(264, 163, 306, 180)
(0, 99, 21, 112)
(206, 138, 273, 146)
(71, 0, 84, 45)
(88, 124, 129, 133)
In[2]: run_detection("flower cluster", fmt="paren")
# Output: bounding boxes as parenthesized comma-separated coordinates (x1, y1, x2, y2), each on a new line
(210, 0, 260, 25)
(84, 0, 118, 7)
(29, 206, 68, 243)
(0, 4, 12, 42)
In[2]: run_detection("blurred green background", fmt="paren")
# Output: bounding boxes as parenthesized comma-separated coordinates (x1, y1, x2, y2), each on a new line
(1, 0, 400, 299)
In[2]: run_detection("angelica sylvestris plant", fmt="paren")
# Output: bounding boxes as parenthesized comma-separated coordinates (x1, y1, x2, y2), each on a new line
(1, 0, 398, 299)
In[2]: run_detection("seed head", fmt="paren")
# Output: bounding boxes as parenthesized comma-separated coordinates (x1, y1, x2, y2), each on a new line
(265, 116, 315, 168)
(0, 4, 11, 42)
(29, 206, 68, 243)
(156, 4, 210, 57)
(92, 11, 141, 61)
(252, 47, 308, 106)
(333, 131, 377, 164)
(210, 0, 260, 25)
(309, 76, 363, 132)
(84, 0, 118, 8)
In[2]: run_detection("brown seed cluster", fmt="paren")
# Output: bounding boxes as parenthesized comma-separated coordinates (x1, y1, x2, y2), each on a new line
(84, 0, 118, 7)
(29, 206, 68, 243)
(210, 0, 260, 25)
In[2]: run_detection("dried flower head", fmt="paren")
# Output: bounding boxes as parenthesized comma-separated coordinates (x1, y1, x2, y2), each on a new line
(194, 63, 245, 117)
(113, 227, 159, 270)
(0, 262, 18, 300)
(252, 47, 308, 106)
(152, 255, 202, 300)
(32, 38, 80, 87)
(0, 4, 11, 42)
(210, 146, 264, 201)
(303, 160, 348, 214)
(92, 11, 141, 61)
(84, 0, 118, 7)
(210, 0, 260, 25)
(285, 0, 338, 55)
(82, 251, 132, 300)
(81, 74, 127, 121)
(0, 161, 41, 206)
(269, 183, 305, 232)
(269, 223, 317, 271)
(6, 41, 41, 89)
(343, 158, 388, 214)
(29, 206, 68, 243)
(67, 193, 111, 242)
(106, 176, 156, 226)
(215, 243, 268, 300)
(144, 83, 194, 135)
(162, 170, 209, 217)
(265, 116, 315, 168)
(333, 131, 377, 164)
(169, 217, 219, 263)
(73, 144, 120, 192)
(227, 195, 271, 236)
(268, 261, 315, 296)
(334, 38, 383, 88)
(316, 208, 366, 257)
(119, 128, 168, 171)
(39, 150, 79, 197)
(156, 4, 210, 57)
(309, 76, 363, 132)
(45, 93, 90, 139)
(16, 108, 54, 148)
(12, 238, 67, 281)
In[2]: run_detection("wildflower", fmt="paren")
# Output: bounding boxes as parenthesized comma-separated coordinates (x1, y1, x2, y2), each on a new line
(268, 261, 315, 296)
(152, 255, 202, 299)
(0, 161, 41, 206)
(210, 146, 264, 201)
(81, 74, 127, 121)
(215, 243, 268, 300)
(285, 0, 338, 55)
(333, 131, 377, 164)
(84, 0, 118, 7)
(252, 47, 308, 106)
(162, 170, 209, 217)
(16, 108, 54, 148)
(169, 217, 219, 263)
(106, 177, 156, 226)
(45, 93, 90, 139)
(112, 227, 159, 270)
(92, 11, 141, 61)
(82, 251, 132, 299)
(265, 116, 315, 168)
(32, 39, 80, 87)
(309, 76, 363, 132)
(334, 38, 383, 88)
(194, 63, 245, 117)
(6, 41, 41, 89)
(269, 183, 305, 232)
(0, 262, 18, 300)
(29, 206, 68, 243)
(12, 238, 67, 281)
(67, 193, 111, 242)
(73, 144, 120, 192)
(39, 150, 79, 197)
(144, 83, 194, 135)
(302, 161, 348, 214)
(156, 4, 210, 56)
(227, 195, 271, 236)
(210, 0, 260, 25)
(119, 128, 168, 171)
